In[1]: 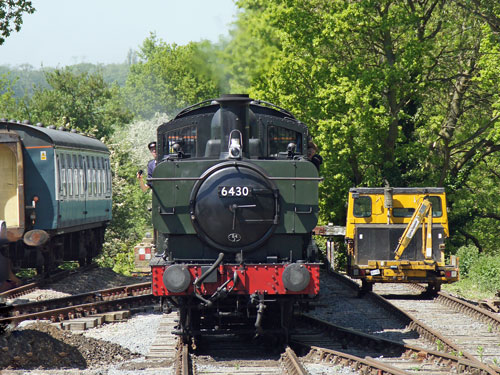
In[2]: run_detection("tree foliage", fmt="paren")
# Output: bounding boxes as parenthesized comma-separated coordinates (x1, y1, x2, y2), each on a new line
(98, 139, 151, 273)
(0, 73, 18, 117)
(20, 68, 132, 139)
(230, 0, 500, 253)
(124, 34, 221, 118)
(0, 0, 35, 45)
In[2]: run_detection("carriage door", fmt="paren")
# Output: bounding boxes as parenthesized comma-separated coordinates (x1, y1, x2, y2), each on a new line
(0, 132, 25, 241)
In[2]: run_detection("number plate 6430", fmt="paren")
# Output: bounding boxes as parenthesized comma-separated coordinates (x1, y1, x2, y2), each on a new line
(218, 186, 252, 197)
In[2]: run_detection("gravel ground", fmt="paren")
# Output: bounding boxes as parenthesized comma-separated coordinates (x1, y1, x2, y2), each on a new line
(0, 267, 454, 374)
(2, 268, 164, 374)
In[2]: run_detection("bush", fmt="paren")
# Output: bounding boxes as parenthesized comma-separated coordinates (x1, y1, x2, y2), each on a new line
(97, 140, 151, 274)
(456, 245, 480, 277)
(469, 255, 500, 293)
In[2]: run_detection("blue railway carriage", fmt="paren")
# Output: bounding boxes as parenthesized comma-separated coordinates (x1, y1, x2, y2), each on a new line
(0, 120, 112, 285)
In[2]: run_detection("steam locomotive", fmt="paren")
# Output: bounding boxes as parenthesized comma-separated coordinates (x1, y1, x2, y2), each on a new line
(150, 95, 321, 342)
(0, 120, 111, 290)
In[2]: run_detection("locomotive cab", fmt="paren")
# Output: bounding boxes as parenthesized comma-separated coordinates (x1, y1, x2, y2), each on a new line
(149, 95, 321, 342)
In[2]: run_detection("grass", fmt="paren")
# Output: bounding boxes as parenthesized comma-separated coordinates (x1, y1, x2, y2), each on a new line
(443, 278, 497, 301)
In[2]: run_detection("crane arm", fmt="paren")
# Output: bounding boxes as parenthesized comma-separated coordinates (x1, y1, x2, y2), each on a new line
(394, 198, 433, 260)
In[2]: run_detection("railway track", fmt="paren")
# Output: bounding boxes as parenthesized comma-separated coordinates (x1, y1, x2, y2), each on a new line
(151, 311, 314, 374)
(321, 271, 500, 374)
(373, 282, 500, 372)
(0, 264, 97, 301)
(0, 281, 154, 329)
(294, 313, 492, 374)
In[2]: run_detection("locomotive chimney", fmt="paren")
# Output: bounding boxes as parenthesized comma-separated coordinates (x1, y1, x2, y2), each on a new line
(214, 94, 252, 159)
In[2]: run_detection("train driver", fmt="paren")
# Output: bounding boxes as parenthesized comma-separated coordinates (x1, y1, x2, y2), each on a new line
(137, 141, 157, 192)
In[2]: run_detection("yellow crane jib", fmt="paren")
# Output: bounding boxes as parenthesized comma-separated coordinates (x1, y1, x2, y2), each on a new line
(394, 198, 433, 260)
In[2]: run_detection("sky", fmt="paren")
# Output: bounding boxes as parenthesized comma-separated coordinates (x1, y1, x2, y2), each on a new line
(0, 0, 238, 68)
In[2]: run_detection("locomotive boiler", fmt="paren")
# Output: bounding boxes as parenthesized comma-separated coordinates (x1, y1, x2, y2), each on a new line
(149, 95, 321, 342)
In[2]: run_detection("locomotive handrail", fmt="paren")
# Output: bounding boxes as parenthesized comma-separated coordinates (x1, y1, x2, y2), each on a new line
(174, 99, 215, 118)
(158, 207, 176, 215)
(295, 206, 313, 214)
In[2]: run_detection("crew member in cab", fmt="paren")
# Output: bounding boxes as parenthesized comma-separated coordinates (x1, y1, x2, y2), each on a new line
(307, 140, 323, 171)
(137, 141, 157, 192)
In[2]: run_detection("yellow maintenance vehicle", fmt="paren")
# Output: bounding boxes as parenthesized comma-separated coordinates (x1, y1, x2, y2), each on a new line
(345, 187, 459, 293)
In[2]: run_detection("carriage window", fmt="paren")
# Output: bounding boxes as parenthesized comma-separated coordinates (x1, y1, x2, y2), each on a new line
(164, 126, 197, 157)
(100, 158, 105, 194)
(103, 158, 108, 193)
(105, 159, 112, 193)
(87, 156, 92, 196)
(97, 158, 102, 195)
(79, 156, 84, 196)
(268, 126, 302, 156)
(59, 155, 67, 197)
(73, 155, 79, 196)
(66, 155, 73, 197)
(92, 157, 97, 195)
(353, 196, 372, 218)
(57, 155, 62, 194)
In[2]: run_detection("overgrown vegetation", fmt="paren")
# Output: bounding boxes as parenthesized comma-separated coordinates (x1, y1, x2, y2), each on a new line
(97, 115, 168, 274)
(96, 140, 150, 274)
(444, 245, 500, 299)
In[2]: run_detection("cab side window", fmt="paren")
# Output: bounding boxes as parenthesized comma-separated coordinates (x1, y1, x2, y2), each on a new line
(353, 196, 372, 218)
(428, 196, 443, 217)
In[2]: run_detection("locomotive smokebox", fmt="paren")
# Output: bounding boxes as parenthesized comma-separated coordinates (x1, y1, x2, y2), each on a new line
(213, 94, 252, 159)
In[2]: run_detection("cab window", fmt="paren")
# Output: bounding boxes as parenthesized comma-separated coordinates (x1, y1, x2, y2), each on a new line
(353, 196, 371, 217)
(393, 207, 414, 217)
(392, 196, 443, 217)
(268, 126, 302, 157)
(428, 196, 443, 217)
(164, 126, 197, 156)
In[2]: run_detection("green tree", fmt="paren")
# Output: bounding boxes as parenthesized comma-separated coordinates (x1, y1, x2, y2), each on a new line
(21, 68, 132, 139)
(0, 0, 35, 45)
(0, 73, 18, 118)
(230, 0, 500, 252)
(221, 0, 282, 93)
(125, 34, 221, 118)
